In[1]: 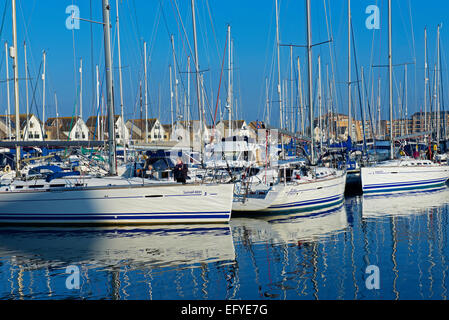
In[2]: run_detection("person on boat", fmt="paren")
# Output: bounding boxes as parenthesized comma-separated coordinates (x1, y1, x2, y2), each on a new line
(173, 157, 188, 184)
(146, 165, 155, 179)
(413, 146, 419, 159)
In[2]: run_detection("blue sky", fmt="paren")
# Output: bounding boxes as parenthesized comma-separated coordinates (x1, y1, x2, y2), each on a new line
(0, 0, 448, 129)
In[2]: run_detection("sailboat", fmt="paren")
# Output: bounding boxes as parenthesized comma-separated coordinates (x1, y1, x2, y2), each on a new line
(360, 0, 449, 195)
(0, 0, 234, 225)
(232, 0, 346, 215)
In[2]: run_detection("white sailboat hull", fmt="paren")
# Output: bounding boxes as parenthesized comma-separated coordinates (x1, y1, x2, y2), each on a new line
(361, 162, 449, 195)
(0, 182, 234, 224)
(232, 172, 346, 215)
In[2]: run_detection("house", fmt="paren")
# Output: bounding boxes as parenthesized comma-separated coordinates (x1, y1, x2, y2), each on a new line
(172, 120, 210, 144)
(216, 120, 250, 138)
(125, 118, 165, 143)
(0, 114, 44, 141)
(86, 115, 130, 144)
(45, 116, 89, 141)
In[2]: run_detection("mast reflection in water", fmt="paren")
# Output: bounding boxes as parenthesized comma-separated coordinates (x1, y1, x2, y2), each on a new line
(1, 187, 449, 299)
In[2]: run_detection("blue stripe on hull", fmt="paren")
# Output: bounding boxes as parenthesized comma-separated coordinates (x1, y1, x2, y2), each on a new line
(268, 195, 342, 209)
(364, 178, 447, 189)
(363, 182, 446, 194)
(0, 211, 231, 223)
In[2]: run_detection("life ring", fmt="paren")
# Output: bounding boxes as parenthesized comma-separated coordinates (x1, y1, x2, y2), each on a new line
(3, 164, 11, 173)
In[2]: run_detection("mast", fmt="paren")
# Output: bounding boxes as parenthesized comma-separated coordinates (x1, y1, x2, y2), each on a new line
(55, 92, 59, 140)
(377, 77, 381, 137)
(297, 57, 304, 136)
(388, 0, 394, 160)
(171, 35, 179, 128)
(348, 0, 352, 141)
(187, 56, 190, 123)
(12, 0, 21, 170)
(227, 24, 232, 137)
(275, 0, 282, 130)
(116, 0, 126, 160)
(306, 0, 314, 164)
(96, 64, 100, 140)
(79, 58, 83, 119)
(404, 64, 408, 135)
(424, 27, 428, 135)
(144, 41, 148, 143)
(169, 65, 173, 128)
(102, 0, 117, 175)
(436, 24, 440, 143)
(191, 0, 204, 162)
(5, 42, 11, 140)
(318, 55, 322, 151)
(290, 45, 294, 132)
(24, 42, 29, 141)
(42, 51, 46, 141)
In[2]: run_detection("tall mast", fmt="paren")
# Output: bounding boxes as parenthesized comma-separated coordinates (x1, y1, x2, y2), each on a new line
(297, 57, 304, 136)
(169, 65, 173, 128)
(12, 0, 21, 170)
(187, 56, 191, 123)
(348, 0, 352, 141)
(144, 41, 148, 143)
(79, 58, 83, 119)
(171, 35, 179, 127)
(275, 0, 282, 130)
(306, 0, 314, 164)
(388, 0, 394, 160)
(191, 0, 204, 161)
(116, 0, 126, 160)
(404, 64, 408, 135)
(5, 42, 11, 140)
(436, 24, 441, 143)
(42, 51, 46, 141)
(424, 27, 428, 135)
(318, 55, 322, 151)
(290, 45, 294, 132)
(24, 42, 29, 141)
(55, 92, 59, 140)
(102, 0, 117, 175)
(227, 24, 232, 137)
(377, 77, 381, 137)
(96, 64, 100, 140)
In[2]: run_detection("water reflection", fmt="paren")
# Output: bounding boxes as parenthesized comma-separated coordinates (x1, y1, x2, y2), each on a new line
(1, 188, 449, 300)
(0, 225, 236, 299)
(230, 206, 350, 299)
(360, 187, 449, 300)
(362, 187, 449, 218)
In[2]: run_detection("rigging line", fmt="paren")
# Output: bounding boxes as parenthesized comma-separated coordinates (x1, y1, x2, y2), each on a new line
(204, 0, 222, 62)
(147, 1, 162, 62)
(168, 0, 193, 66)
(212, 31, 228, 128)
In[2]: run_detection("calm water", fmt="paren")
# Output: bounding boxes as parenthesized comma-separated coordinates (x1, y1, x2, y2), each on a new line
(1, 187, 449, 300)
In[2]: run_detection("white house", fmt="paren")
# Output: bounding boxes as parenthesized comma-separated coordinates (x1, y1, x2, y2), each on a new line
(45, 116, 90, 141)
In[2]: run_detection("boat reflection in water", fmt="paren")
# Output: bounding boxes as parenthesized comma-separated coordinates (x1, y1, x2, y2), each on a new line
(362, 187, 449, 218)
(232, 205, 348, 245)
(230, 206, 350, 299)
(0, 224, 235, 299)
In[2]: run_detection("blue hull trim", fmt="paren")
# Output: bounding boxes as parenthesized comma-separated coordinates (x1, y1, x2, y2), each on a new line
(268, 195, 343, 209)
(364, 177, 447, 190)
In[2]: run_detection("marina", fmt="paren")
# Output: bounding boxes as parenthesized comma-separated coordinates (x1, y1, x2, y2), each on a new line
(0, 0, 448, 303)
